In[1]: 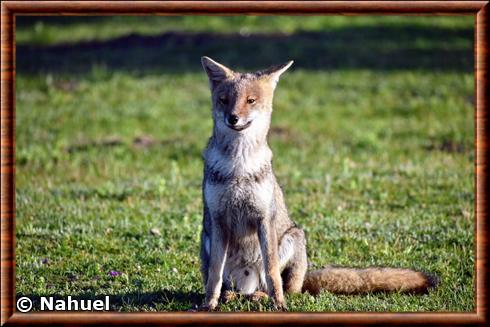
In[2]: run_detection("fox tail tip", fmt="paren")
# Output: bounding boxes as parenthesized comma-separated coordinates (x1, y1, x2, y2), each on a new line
(422, 271, 440, 291)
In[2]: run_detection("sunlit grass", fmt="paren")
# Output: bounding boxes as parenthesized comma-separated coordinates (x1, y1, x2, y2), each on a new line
(15, 16, 474, 312)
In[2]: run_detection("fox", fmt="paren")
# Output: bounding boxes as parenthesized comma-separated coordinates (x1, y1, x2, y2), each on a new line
(199, 56, 438, 311)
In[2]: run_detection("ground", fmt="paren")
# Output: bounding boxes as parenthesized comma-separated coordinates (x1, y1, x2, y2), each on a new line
(15, 16, 474, 312)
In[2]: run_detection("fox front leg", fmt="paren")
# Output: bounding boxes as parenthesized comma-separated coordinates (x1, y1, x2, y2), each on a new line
(203, 224, 228, 311)
(258, 219, 287, 310)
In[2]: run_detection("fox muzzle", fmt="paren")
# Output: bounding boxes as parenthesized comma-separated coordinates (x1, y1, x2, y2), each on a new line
(224, 114, 252, 131)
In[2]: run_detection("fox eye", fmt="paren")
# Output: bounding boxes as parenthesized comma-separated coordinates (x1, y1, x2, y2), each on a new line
(247, 98, 256, 104)
(219, 97, 228, 105)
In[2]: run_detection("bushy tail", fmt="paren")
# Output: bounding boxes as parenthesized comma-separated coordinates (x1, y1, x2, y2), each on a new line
(302, 266, 438, 295)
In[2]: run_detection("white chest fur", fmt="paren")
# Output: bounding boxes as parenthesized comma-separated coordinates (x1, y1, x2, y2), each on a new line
(205, 140, 272, 177)
(204, 143, 274, 218)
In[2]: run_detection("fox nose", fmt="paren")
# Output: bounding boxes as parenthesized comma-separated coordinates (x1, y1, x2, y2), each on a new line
(227, 114, 239, 126)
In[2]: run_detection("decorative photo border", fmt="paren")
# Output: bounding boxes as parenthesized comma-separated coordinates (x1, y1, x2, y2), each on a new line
(1, 1, 488, 325)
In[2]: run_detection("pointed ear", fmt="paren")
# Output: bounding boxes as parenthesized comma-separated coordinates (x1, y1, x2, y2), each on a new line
(201, 56, 234, 87)
(259, 60, 294, 87)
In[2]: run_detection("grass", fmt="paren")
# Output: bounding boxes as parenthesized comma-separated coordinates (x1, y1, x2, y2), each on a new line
(15, 16, 474, 312)
(16, 15, 473, 46)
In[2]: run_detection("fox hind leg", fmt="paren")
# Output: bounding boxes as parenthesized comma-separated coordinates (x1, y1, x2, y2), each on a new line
(279, 227, 307, 294)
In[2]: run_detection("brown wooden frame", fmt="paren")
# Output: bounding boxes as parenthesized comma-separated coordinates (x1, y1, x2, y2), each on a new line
(1, 1, 488, 325)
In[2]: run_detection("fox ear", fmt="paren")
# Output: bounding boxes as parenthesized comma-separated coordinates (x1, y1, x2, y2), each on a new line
(201, 56, 234, 87)
(260, 60, 294, 87)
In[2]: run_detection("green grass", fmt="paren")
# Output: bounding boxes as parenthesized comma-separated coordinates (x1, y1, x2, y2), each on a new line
(16, 15, 473, 46)
(16, 16, 474, 312)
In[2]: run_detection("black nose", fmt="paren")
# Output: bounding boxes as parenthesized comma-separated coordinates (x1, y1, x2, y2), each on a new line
(227, 114, 239, 126)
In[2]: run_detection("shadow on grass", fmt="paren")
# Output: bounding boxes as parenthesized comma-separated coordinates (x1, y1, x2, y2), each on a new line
(17, 25, 473, 76)
(17, 289, 203, 311)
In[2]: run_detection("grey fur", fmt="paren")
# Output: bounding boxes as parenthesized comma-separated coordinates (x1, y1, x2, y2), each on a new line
(200, 57, 305, 310)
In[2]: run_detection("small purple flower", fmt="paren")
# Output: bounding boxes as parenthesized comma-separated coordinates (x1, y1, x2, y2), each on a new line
(41, 258, 49, 265)
(108, 270, 122, 277)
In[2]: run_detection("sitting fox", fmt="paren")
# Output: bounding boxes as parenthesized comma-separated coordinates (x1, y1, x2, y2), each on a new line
(199, 56, 437, 310)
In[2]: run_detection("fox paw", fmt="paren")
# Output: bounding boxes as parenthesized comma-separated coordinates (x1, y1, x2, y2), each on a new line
(272, 299, 288, 311)
(200, 299, 219, 311)
(248, 291, 269, 302)
(222, 290, 238, 303)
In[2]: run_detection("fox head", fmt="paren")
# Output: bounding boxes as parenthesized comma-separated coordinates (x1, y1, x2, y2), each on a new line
(201, 56, 293, 138)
